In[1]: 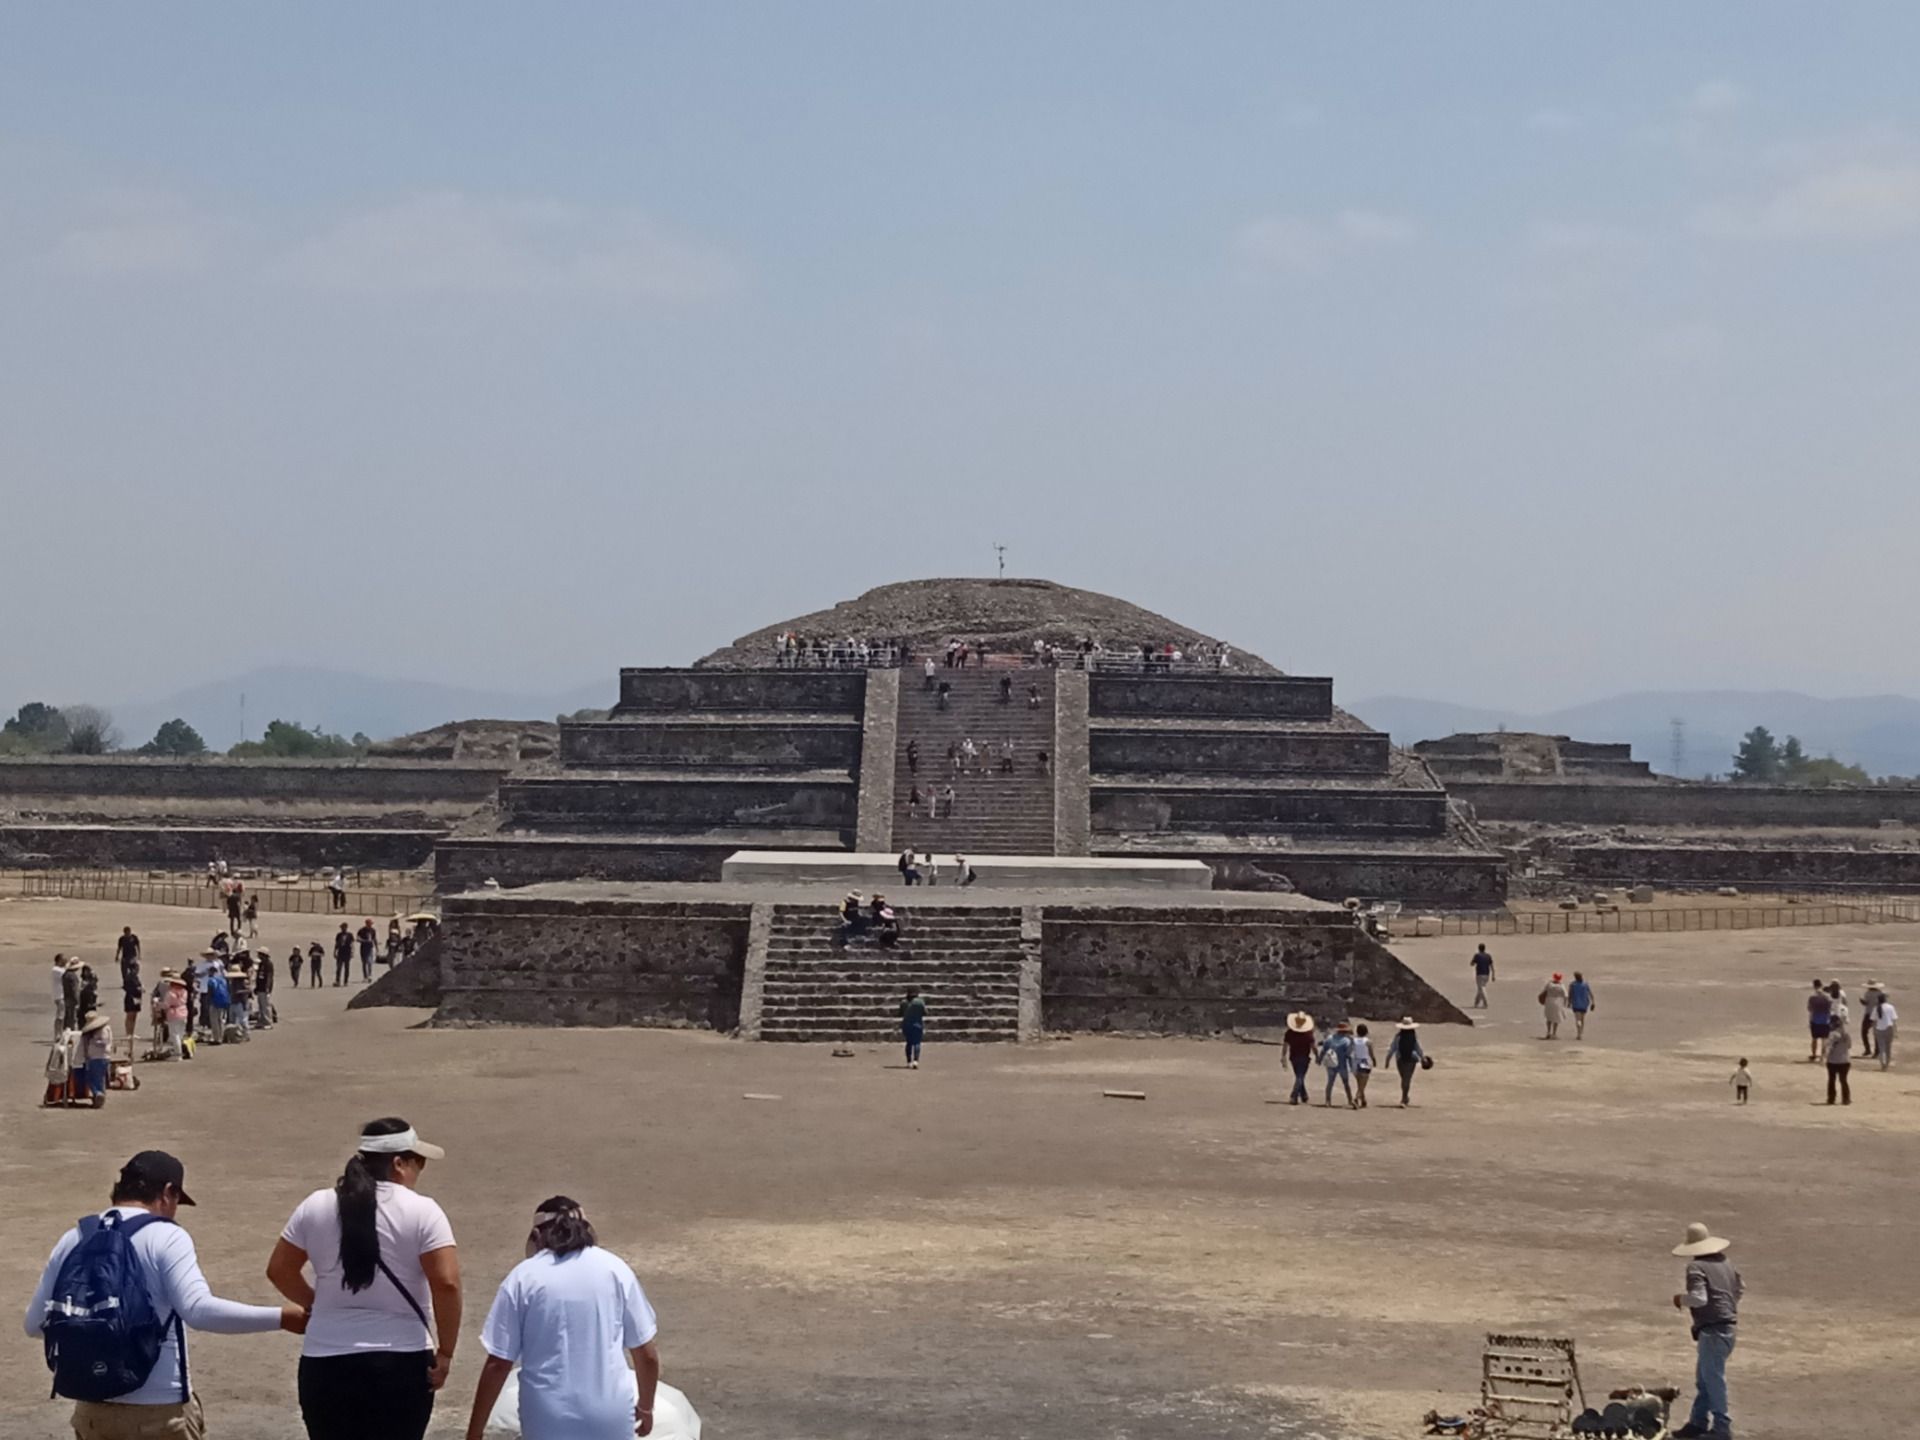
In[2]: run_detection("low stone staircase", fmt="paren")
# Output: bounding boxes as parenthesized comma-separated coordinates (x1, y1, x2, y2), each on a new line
(756, 903, 1025, 1042)
(892, 668, 1057, 856)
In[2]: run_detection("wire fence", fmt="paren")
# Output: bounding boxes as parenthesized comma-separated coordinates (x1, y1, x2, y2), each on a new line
(1395, 899, 1920, 939)
(13, 871, 434, 919)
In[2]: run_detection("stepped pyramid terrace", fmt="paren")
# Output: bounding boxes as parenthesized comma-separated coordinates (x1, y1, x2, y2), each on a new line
(428, 579, 1494, 1036)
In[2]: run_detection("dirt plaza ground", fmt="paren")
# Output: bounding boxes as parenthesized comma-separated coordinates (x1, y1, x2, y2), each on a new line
(3, 898, 1917, 1438)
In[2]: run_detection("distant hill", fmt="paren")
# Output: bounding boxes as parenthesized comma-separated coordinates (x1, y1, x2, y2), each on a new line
(98, 666, 612, 751)
(1349, 690, 1920, 780)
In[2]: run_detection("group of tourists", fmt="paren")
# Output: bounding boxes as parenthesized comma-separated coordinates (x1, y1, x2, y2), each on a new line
(27, 1126, 668, 1440)
(891, 851, 978, 887)
(1805, 975, 1898, 1105)
(769, 631, 914, 668)
(1280, 1012, 1431, 1108)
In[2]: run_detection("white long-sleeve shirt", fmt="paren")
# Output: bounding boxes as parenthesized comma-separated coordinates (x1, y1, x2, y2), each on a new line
(25, 1205, 282, 1404)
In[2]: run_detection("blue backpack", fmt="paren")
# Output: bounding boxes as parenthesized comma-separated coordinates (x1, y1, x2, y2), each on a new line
(206, 973, 231, 1010)
(41, 1212, 184, 1402)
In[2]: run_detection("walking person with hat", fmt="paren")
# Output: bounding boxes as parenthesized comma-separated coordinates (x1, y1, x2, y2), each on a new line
(267, 1117, 462, 1440)
(25, 1151, 305, 1438)
(1538, 973, 1568, 1040)
(1282, 1012, 1317, 1105)
(77, 1012, 115, 1107)
(1874, 990, 1898, 1069)
(1860, 979, 1885, 1059)
(1669, 1221, 1743, 1438)
(1384, 1018, 1427, 1107)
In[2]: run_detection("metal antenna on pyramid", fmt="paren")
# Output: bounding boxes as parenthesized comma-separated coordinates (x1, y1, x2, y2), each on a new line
(993, 542, 1006, 579)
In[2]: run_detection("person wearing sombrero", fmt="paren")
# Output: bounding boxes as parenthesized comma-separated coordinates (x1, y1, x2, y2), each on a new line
(1281, 1012, 1317, 1105)
(1669, 1222, 1743, 1438)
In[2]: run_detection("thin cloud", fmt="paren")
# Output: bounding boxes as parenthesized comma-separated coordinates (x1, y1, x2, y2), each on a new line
(50, 188, 230, 276)
(1233, 209, 1419, 273)
(1525, 220, 1645, 256)
(1525, 108, 1581, 134)
(1694, 161, 1920, 241)
(273, 191, 739, 300)
(1689, 79, 1745, 117)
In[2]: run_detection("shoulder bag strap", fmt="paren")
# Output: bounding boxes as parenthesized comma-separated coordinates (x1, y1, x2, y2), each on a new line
(375, 1255, 433, 1338)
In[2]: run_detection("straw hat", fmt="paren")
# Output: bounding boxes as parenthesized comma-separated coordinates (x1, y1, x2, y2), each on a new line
(1672, 1222, 1731, 1258)
(64, 957, 83, 970)
(224, 966, 247, 979)
(1285, 1012, 1315, 1033)
(81, 1013, 112, 1034)
(1396, 1016, 1418, 1030)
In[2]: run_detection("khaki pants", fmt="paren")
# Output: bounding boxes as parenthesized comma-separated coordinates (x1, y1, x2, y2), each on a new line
(71, 1395, 205, 1439)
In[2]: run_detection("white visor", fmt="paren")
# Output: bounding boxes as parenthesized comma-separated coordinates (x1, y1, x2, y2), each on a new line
(357, 1127, 446, 1161)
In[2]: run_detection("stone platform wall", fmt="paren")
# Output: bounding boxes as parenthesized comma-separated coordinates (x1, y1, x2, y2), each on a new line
(559, 720, 863, 770)
(1093, 786, 1448, 836)
(615, 668, 867, 714)
(0, 757, 503, 802)
(1177, 851, 1510, 908)
(437, 896, 751, 1028)
(1457, 780, 1920, 828)
(498, 776, 858, 833)
(1089, 727, 1390, 775)
(0, 824, 439, 869)
(435, 837, 820, 890)
(1560, 844, 1920, 891)
(1089, 675, 1333, 720)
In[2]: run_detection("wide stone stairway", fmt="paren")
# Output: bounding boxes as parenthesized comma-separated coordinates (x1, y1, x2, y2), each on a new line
(890, 667, 1057, 856)
(756, 902, 1025, 1042)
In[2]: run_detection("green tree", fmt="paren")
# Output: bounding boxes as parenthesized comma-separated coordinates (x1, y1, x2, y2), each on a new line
(1, 702, 69, 752)
(229, 719, 363, 759)
(1731, 726, 1781, 782)
(1779, 735, 1808, 777)
(1797, 755, 1871, 787)
(141, 718, 208, 756)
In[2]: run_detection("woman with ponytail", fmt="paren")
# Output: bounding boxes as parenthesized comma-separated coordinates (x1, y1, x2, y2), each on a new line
(267, 1116, 462, 1440)
(464, 1196, 662, 1440)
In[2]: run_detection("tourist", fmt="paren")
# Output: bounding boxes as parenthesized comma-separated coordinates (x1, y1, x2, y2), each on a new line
(388, 917, 405, 964)
(267, 1117, 461, 1440)
(1318, 1021, 1356, 1108)
(906, 738, 920, 775)
(1729, 1058, 1753, 1104)
(838, 893, 868, 942)
(226, 963, 253, 1040)
(202, 960, 231, 1045)
(244, 893, 260, 940)
(309, 940, 325, 988)
(901, 988, 926, 1068)
(1669, 1222, 1742, 1439)
(898, 846, 916, 884)
(1538, 973, 1568, 1040)
(26, 1151, 303, 1434)
(936, 679, 951, 710)
(1350, 1023, 1375, 1107)
(1282, 1012, 1316, 1105)
(999, 673, 1013, 704)
(1037, 748, 1050, 775)
(207, 857, 220, 888)
(1469, 944, 1494, 1008)
(224, 878, 243, 937)
(1860, 978, 1885, 1058)
(1385, 1018, 1426, 1107)
(463, 1196, 661, 1440)
(1568, 971, 1595, 1039)
(119, 935, 143, 1045)
(1807, 979, 1832, 1062)
(876, 905, 900, 948)
(947, 740, 961, 775)
(998, 738, 1015, 773)
(334, 923, 355, 987)
(358, 919, 379, 982)
(257, 947, 278, 1026)
(76, 1012, 113, 1106)
(161, 970, 189, 1058)
(955, 855, 977, 886)
(328, 870, 348, 910)
(923, 656, 937, 691)
(924, 853, 940, 887)
(961, 737, 978, 773)
(1827, 980, 1848, 1030)
(908, 786, 923, 820)
(940, 784, 957, 820)
(1875, 992, 1898, 1069)
(62, 956, 84, 1033)
(1823, 1020, 1853, 1105)
(1027, 683, 1040, 708)
(49, 952, 68, 1038)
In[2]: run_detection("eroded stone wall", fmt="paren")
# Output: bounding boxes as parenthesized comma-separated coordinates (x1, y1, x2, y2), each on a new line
(1088, 675, 1334, 720)
(559, 721, 862, 770)
(0, 824, 438, 869)
(1457, 780, 1920, 828)
(0, 758, 503, 802)
(1090, 727, 1389, 775)
(615, 668, 867, 714)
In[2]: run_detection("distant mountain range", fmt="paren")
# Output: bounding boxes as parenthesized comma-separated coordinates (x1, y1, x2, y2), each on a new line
(1348, 690, 1920, 780)
(98, 666, 613, 751)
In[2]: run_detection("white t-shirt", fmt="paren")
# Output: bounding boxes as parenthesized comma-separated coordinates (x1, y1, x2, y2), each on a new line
(1878, 1000, 1899, 1029)
(281, 1182, 455, 1358)
(26, 1206, 282, 1404)
(482, 1247, 658, 1440)
(1350, 1035, 1374, 1070)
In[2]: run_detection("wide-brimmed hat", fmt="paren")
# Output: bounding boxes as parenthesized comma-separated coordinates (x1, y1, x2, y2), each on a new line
(81, 1013, 112, 1034)
(1869, 978, 1883, 988)
(158, 967, 179, 979)
(356, 1125, 446, 1162)
(199, 949, 222, 959)
(1285, 1012, 1315, 1033)
(64, 957, 83, 970)
(1396, 1016, 1418, 1030)
(1672, 1222, 1731, 1257)
(224, 966, 247, 979)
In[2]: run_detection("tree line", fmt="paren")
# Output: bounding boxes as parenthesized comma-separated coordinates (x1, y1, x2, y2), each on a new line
(1730, 726, 1870, 785)
(1, 704, 370, 759)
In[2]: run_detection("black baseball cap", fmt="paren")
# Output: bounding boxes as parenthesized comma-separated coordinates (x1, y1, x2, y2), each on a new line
(119, 1151, 195, 1206)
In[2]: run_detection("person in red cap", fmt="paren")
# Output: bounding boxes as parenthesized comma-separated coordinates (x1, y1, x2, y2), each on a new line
(25, 1151, 305, 1436)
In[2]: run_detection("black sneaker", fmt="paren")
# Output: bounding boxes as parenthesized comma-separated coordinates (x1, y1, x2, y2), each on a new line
(1669, 1424, 1710, 1439)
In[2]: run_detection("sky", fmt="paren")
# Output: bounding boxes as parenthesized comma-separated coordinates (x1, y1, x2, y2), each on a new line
(5, 4, 1920, 718)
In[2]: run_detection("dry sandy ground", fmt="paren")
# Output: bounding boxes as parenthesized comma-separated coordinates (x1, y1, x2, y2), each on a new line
(3, 898, 1918, 1439)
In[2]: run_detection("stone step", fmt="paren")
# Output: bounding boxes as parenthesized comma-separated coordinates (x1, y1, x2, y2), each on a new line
(758, 1029, 1016, 1043)
(761, 1001, 1021, 1017)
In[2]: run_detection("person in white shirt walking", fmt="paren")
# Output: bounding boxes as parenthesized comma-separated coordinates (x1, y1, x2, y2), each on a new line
(24, 1150, 304, 1439)
(267, 1117, 462, 1440)
(1875, 994, 1898, 1069)
(464, 1196, 661, 1440)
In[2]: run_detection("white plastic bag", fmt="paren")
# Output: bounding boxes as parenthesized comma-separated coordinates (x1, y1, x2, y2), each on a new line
(484, 1372, 702, 1439)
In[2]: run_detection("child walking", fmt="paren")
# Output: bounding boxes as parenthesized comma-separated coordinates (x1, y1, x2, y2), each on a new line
(1730, 1058, 1754, 1104)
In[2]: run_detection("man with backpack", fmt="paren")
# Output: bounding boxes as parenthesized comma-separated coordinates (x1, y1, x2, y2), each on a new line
(25, 1151, 304, 1437)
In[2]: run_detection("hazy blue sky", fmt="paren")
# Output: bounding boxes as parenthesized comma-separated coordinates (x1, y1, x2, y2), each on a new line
(6, 5, 1919, 715)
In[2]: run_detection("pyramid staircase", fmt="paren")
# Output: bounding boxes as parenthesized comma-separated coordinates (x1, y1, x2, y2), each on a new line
(891, 668, 1057, 856)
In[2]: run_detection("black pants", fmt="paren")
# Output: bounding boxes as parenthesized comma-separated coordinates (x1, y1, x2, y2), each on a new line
(298, 1350, 434, 1440)
(335, 955, 351, 985)
(1397, 1057, 1419, 1103)
(1827, 1062, 1852, 1104)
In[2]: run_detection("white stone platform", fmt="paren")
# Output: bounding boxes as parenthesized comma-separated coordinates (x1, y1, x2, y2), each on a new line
(720, 850, 1214, 892)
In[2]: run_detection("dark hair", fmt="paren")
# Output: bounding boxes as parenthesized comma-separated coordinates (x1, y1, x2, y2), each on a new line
(336, 1117, 416, 1293)
(530, 1195, 596, 1256)
(1355, 1023, 1369, 1036)
(110, 1174, 166, 1205)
